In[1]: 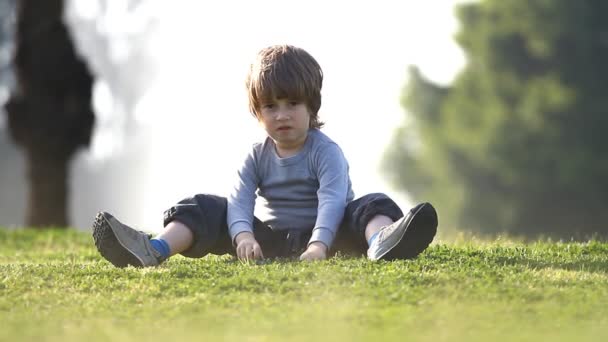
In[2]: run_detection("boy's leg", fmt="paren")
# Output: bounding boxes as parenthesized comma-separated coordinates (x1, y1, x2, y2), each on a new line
(165, 195, 286, 259)
(162, 194, 233, 258)
(338, 193, 438, 260)
(152, 220, 193, 257)
(366, 202, 437, 260)
(93, 212, 163, 268)
(92, 194, 232, 268)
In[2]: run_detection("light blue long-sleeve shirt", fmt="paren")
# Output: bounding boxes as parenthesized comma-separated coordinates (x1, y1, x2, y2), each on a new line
(227, 129, 354, 249)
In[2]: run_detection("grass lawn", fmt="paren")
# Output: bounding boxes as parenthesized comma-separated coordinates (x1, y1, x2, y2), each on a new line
(1, 228, 607, 341)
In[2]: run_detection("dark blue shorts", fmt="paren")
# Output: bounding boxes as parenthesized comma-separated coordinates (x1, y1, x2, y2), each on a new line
(163, 193, 404, 258)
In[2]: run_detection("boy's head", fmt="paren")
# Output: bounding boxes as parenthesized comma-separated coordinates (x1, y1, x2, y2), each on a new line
(246, 45, 324, 129)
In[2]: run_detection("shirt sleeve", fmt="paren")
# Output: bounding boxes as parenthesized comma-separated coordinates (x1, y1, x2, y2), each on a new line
(227, 146, 259, 245)
(308, 143, 350, 249)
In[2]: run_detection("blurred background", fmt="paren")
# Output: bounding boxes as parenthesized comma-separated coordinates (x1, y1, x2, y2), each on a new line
(0, 0, 606, 240)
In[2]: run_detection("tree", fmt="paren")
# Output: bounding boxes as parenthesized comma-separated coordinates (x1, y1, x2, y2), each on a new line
(383, 0, 608, 238)
(4, 0, 94, 227)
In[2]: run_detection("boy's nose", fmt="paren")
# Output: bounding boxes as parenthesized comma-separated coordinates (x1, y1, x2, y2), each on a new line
(275, 110, 290, 120)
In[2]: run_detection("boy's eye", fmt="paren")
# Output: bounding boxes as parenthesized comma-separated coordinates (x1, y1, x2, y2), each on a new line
(262, 104, 275, 109)
(289, 101, 299, 106)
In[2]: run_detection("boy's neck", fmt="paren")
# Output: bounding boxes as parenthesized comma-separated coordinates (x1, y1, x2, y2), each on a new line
(274, 133, 309, 158)
(275, 143, 303, 158)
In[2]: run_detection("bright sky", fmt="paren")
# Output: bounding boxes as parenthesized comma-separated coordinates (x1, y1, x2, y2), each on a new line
(67, 0, 466, 230)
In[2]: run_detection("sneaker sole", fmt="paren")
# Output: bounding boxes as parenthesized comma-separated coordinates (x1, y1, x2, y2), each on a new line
(92, 212, 144, 268)
(382, 202, 438, 260)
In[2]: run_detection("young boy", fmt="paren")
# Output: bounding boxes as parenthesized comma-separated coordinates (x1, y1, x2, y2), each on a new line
(92, 45, 438, 267)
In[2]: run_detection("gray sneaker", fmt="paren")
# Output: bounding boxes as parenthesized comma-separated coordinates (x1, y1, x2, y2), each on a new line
(92, 212, 162, 268)
(367, 202, 438, 261)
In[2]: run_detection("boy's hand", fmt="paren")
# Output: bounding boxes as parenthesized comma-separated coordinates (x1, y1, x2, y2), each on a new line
(235, 232, 264, 261)
(300, 242, 328, 261)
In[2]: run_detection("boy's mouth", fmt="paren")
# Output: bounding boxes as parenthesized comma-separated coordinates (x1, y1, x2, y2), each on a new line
(277, 126, 292, 131)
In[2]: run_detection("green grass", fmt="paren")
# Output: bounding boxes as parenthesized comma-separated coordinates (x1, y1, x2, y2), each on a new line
(1, 228, 607, 341)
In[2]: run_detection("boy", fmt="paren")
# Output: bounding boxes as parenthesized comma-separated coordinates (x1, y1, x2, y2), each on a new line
(93, 45, 437, 267)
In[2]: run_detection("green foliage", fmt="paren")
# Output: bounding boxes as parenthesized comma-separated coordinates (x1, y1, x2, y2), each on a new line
(383, 0, 608, 237)
(1, 229, 608, 341)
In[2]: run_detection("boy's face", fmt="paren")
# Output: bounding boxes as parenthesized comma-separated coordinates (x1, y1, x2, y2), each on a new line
(257, 98, 311, 157)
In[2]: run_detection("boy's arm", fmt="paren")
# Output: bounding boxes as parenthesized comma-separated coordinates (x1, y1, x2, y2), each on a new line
(308, 143, 350, 251)
(227, 148, 259, 245)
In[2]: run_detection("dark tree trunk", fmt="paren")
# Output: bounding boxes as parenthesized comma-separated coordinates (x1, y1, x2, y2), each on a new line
(4, 0, 94, 228)
(26, 152, 69, 227)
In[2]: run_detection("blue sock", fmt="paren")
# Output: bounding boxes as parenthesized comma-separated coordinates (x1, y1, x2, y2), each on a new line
(367, 231, 380, 246)
(150, 238, 171, 260)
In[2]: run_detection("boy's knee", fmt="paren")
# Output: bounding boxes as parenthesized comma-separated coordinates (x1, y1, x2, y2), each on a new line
(345, 193, 404, 234)
(162, 194, 229, 258)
